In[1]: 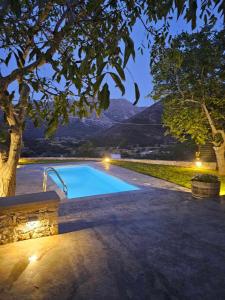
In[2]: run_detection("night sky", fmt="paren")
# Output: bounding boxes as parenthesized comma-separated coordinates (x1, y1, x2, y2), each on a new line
(111, 15, 223, 107)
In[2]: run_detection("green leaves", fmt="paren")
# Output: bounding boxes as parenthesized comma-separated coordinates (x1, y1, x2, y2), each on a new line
(5, 52, 12, 66)
(109, 72, 125, 95)
(28, 49, 39, 63)
(97, 61, 107, 76)
(123, 35, 135, 68)
(133, 82, 140, 105)
(94, 74, 106, 94)
(14, 50, 24, 68)
(1, 0, 223, 146)
(45, 119, 58, 138)
(9, 0, 21, 17)
(185, 0, 198, 29)
(115, 63, 125, 80)
(99, 83, 110, 109)
(151, 27, 225, 146)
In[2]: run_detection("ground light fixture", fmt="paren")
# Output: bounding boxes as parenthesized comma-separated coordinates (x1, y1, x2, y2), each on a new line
(195, 149, 202, 168)
(195, 160, 203, 168)
(103, 157, 111, 163)
(28, 255, 38, 263)
(102, 157, 111, 170)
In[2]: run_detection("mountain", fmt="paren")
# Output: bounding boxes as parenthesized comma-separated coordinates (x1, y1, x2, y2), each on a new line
(93, 101, 173, 147)
(24, 99, 145, 140)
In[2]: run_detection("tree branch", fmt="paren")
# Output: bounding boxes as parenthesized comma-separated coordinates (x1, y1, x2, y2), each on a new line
(201, 103, 217, 135)
(17, 83, 30, 124)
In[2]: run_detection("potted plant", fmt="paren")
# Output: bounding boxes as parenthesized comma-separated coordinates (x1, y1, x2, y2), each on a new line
(191, 174, 220, 198)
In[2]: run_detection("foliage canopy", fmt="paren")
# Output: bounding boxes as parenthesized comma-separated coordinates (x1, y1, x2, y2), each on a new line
(151, 27, 225, 145)
(0, 1, 224, 136)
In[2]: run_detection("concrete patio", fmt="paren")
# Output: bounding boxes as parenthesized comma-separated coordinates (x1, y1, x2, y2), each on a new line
(1, 163, 225, 299)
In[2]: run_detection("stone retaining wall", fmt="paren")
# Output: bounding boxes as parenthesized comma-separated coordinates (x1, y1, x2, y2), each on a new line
(19, 157, 217, 170)
(0, 191, 60, 245)
(121, 159, 217, 170)
(19, 157, 101, 162)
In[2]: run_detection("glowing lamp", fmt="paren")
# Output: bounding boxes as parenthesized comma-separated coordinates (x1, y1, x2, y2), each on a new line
(103, 157, 111, 163)
(195, 160, 202, 168)
(26, 216, 40, 230)
(29, 255, 38, 263)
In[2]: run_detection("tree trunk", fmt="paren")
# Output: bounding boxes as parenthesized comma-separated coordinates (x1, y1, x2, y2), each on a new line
(202, 103, 225, 176)
(0, 131, 22, 197)
(0, 164, 17, 197)
(213, 145, 225, 176)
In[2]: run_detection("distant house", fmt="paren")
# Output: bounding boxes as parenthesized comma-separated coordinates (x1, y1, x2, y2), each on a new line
(111, 153, 121, 159)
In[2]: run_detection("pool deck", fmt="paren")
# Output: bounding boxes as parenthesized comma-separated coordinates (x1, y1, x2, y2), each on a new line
(1, 162, 225, 299)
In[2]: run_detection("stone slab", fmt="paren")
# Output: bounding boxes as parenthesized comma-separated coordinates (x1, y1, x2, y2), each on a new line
(0, 191, 60, 211)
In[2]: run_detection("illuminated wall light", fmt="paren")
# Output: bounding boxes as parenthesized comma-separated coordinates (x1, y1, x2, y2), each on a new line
(26, 220, 40, 230)
(29, 254, 38, 263)
(26, 216, 40, 230)
(19, 158, 26, 164)
(195, 160, 203, 168)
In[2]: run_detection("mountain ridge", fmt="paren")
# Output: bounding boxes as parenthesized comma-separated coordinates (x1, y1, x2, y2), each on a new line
(92, 101, 174, 147)
(24, 98, 145, 140)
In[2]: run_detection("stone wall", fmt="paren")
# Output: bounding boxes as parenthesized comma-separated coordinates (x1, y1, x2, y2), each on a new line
(121, 159, 217, 170)
(0, 191, 60, 245)
(19, 157, 217, 170)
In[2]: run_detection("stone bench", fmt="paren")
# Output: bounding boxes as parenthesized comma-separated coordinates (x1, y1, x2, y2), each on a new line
(0, 191, 60, 245)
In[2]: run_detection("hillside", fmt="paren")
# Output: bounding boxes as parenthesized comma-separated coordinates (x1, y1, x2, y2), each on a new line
(93, 101, 174, 147)
(24, 98, 144, 140)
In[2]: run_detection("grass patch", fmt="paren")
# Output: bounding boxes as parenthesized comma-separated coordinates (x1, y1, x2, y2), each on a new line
(112, 160, 225, 195)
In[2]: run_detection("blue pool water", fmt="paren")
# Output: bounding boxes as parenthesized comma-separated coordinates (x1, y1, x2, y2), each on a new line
(49, 165, 139, 199)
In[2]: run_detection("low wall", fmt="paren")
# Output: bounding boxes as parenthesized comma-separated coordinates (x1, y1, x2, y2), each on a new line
(19, 157, 217, 170)
(120, 159, 217, 170)
(0, 191, 60, 245)
(19, 157, 101, 162)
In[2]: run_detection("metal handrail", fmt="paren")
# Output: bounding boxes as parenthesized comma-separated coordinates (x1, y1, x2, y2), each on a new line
(43, 167, 68, 196)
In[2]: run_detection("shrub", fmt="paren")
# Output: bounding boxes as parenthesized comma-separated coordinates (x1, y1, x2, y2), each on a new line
(191, 174, 219, 183)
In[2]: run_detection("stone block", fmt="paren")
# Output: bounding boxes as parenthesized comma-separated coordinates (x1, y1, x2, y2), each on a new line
(0, 191, 60, 245)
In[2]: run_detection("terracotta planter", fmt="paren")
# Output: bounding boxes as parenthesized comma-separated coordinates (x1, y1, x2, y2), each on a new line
(191, 180, 221, 198)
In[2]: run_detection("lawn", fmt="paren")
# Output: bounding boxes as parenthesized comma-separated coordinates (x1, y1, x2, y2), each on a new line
(111, 160, 225, 195)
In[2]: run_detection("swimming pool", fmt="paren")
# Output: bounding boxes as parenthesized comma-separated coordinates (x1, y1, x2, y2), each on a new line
(49, 165, 139, 199)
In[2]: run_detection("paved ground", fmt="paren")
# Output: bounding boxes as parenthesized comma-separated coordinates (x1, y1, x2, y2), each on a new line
(1, 163, 225, 299)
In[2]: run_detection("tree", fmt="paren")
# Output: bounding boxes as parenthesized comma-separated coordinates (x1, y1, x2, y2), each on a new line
(151, 27, 225, 175)
(0, 1, 224, 196)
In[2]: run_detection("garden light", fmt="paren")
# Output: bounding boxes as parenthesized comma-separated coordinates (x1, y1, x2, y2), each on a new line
(26, 216, 40, 230)
(195, 160, 202, 168)
(103, 157, 111, 163)
(28, 255, 38, 263)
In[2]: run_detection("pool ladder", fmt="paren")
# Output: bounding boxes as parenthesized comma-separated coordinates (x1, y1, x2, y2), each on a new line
(43, 167, 68, 196)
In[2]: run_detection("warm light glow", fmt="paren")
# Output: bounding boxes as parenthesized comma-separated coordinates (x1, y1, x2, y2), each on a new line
(103, 157, 111, 163)
(26, 220, 40, 230)
(29, 255, 38, 263)
(195, 160, 203, 168)
(19, 158, 27, 164)
(104, 163, 110, 170)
